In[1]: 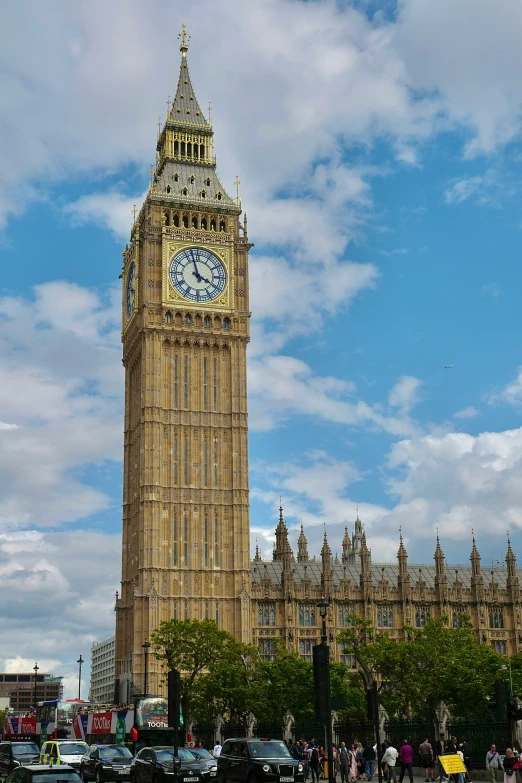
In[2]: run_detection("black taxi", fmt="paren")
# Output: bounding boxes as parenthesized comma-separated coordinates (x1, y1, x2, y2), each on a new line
(216, 739, 303, 783)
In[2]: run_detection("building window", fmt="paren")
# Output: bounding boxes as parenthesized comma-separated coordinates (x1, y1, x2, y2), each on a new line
(184, 514, 188, 565)
(377, 607, 393, 628)
(173, 356, 178, 408)
(453, 607, 468, 628)
(173, 434, 178, 484)
(299, 604, 316, 627)
(213, 358, 217, 411)
(338, 605, 355, 627)
(204, 514, 209, 567)
(259, 640, 276, 661)
(204, 315, 210, 327)
(493, 641, 507, 654)
(173, 512, 178, 565)
(489, 608, 504, 629)
(184, 356, 189, 408)
(203, 357, 208, 410)
(203, 440, 208, 486)
(299, 639, 314, 662)
(258, 604, 276, 626)
(213, 438, 218, 485)
(340, 654, 357, 669)
(214, 516, 219, 567)
(415, 606, 431, 628)
(223, 317, 230, 330)
(215, 602, 219, 626)
(184, 436, 188, 485)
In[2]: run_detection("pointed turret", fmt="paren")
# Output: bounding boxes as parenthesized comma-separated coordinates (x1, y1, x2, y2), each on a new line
(321, 527, 334, 598)
(342, 525, 352, 564)
(273, 502, 294, 575)
(397, 529, 408, 578)
(470, 532, 482, 577)
(254, 539, 262, 562)
(152, 23, 237, 211)
(352, 505, 364, 552)
(506, 533, 520, 597)
(434, 531, 445, 576)
(297, 523, 309, 563)
(360, 532, 371, 577)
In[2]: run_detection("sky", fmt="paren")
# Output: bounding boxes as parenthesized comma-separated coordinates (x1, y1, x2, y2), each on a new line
(1, 0, 522, 697)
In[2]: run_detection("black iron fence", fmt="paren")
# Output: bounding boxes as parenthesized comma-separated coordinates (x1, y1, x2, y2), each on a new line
(334, 720, 375, 748)
(447, 719, 510, 770)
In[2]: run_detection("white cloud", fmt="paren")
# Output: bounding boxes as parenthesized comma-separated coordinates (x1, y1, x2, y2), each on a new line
(0, 529, 120, 699)
(453, 406, 480, 419)
(65, 191, 148, 241)
(0, 282, 122, 527)
(248, 354, 421, 436)
(385, 427, 522, 538)
(488, 367, 522, 407)
(444, 176, 484, 204)
(388, 375, 423, 414)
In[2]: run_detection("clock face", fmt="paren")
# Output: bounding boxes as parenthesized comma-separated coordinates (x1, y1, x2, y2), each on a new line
(126, 261, 136, 318)
(169, 247, 226, 303)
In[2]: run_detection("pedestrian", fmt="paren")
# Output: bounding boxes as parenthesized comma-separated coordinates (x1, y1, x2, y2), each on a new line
(339, 742, 350, 783)
(382, 742, 398, 783)
(504, 749, 516, 783)
(213, 742, 222, 758)
(356, 743, 365, 780)
(446, 738, 458, 755)
(486, 744, 503, 783)
(311, 746, 321, 783)
(398, 740, 414, 783)
(437, 735, 448, 783)
(419, 736, 435, 782)
(363, 742, 376, 782)
(349, 745, 359, 782)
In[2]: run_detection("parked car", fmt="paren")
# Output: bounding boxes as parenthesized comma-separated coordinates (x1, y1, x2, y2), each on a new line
(40, 743, 89, 772)
(4, 763, 82, 783)
(185, 750, 216, 778)
(217, 739, 304, 783)
(130, 747, 206, 783)
(0, 741, 40, 779)
(80, 746, 133, 783)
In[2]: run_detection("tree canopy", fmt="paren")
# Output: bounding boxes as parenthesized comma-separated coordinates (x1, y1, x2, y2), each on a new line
(338, 615, 505, 719)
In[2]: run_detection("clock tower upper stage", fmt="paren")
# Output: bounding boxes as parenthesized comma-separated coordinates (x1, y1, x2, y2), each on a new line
(116, 25, 252, 698)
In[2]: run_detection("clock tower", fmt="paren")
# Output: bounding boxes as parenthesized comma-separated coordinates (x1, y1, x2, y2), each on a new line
(115, 24, 252, 699)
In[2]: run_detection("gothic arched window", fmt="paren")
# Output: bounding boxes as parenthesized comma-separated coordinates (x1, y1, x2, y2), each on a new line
(452, 607, 468, 628)
(299, 604, 316, 627)
(377, 607, 393, 628)
(173, 213, 180, 228)
(219, 220, 226, 232)
(223, 317, 230, 330)
(201, 217, 207, 230)
(415, 606, 431, 628)
(338, 606, 355, 627)
(489, 608, 504, 629)
(258, 603, 276, 626)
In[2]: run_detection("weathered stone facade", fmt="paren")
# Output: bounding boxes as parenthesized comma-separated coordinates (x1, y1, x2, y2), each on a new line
(114, 30, 521, 701)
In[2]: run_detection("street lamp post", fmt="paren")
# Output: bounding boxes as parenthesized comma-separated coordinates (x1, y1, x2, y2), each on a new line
(33, 662, 39, 709)
(77, 655, 84, 701)
(142, 640, 151, 697)
(502, 662, 514, 696)
(316, 599, 334, 783)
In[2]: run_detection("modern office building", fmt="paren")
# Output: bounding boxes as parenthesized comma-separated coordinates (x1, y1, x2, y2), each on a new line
(90, 636, 115, 705)
(0, 673, 62, 711)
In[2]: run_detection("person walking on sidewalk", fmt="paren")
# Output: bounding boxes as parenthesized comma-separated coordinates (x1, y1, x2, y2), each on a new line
(503, 749, 516, 783)
(419, 737, 435, 783)
(382, 742, 398, 783)
(398, 740, 414, 783)
(363, 743, 376, 782)
(486, 744, 503, 783)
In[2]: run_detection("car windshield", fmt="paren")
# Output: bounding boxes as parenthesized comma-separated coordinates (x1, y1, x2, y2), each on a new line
(13, 744, 40, 756)
(176, 749, 196, 761)
(31, 775, 82, 783)
(156, 750, 174, 763)
(99, 748, 133, 760)
(59, 744, 88, 755)
(249, 742, 292, 759)
(189, 749, 213, 761)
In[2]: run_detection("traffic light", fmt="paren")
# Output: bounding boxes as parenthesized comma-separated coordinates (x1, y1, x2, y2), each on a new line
(168, 668, 181, 729)
(507, 697, 522, 721)
(313, 644, 330, 723)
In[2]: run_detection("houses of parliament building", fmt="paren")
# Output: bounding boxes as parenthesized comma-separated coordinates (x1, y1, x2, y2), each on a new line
(114, 26, 522, 700)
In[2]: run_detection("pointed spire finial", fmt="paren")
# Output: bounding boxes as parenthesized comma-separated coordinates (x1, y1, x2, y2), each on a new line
(356, 503, 359, 520)
(279, 498, 284, 526)
(178, 21, 190, 57)
(399, 525, 403, 543)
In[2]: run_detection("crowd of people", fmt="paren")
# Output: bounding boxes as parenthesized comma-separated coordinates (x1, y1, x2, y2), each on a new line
(281, 736, 522, 783)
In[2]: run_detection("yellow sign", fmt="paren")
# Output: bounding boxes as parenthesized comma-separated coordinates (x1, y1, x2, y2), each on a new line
(439, 755, 467, 774)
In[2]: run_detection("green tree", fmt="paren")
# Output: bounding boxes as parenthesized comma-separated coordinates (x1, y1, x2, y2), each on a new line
(339, 616, 504, 720)
(150, 618, 247, 724)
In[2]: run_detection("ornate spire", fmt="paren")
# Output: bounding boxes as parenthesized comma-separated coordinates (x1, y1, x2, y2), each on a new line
(178, 21, 190, 57)
(506, 532, 519, 593)
(273, 501, 293, 569)
(321, 526, 333, 598)
(297, 523, 309, 563)
(398, 528, 408, 571)
(342, 524, 352, 564)
(254, 539, 261, 562)
(352, 506, 364, 551)
(470, 530, 481, 573)
(434, 529, 445, 572)
(360, 531, 371, 576)
(321, 527, 332, 566)
(169, 31, 210, 130)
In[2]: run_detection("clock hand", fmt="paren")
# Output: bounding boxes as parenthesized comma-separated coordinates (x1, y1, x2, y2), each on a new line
(189, 250, 200, 277)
